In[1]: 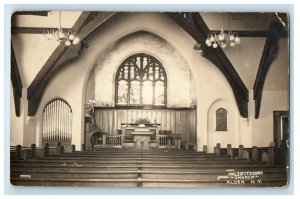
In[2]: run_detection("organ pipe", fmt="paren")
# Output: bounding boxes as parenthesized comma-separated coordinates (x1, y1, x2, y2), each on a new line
(42, 99, 72, 144)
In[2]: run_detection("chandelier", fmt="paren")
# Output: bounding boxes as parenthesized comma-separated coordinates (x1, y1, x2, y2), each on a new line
(205, 29, 241, 49)
(43, 11, 80, 46)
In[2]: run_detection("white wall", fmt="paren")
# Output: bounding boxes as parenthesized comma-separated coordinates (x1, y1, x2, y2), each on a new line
(10, 85, 36, 147)
(90, 31, 192, 107)
(207, 99, 239, 152)
(252, 90, 289, 146)
(10, 12, 289, 151)
(10, 84, 23, 146)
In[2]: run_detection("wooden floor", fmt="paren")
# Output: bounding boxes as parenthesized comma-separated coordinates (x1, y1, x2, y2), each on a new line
(10, 148, 288, 188)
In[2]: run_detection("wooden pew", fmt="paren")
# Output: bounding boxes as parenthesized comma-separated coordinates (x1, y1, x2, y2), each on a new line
(10, 144, 287, 188)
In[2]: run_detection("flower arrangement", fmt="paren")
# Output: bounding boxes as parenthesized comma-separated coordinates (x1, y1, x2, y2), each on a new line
(135, 118, 150, 124)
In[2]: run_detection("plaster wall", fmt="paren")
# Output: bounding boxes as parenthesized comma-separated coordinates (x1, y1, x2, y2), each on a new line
(91, 31, 192, 107)
(10, 12, 289, 152)
(252, 90, 289, 147)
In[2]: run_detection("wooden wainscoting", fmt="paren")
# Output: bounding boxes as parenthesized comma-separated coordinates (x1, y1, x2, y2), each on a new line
(94, 108, 196, 143)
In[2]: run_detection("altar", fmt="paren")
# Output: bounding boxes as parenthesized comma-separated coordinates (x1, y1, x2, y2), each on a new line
(121, 123, 160, 149)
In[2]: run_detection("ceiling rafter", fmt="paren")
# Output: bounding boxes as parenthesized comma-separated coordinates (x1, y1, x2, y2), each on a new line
(253, 21, 284, 119)
(27, 12, 115, 116)
(167, 12, 249, 118)
(11, 27, 73, 34)
(11, 42, 23, 117)
(208, 30, 287, 37)
(12, 11, 49, 16)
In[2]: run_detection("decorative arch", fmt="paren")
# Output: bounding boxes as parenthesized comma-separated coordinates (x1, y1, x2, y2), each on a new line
(42, 98, 72, 145)
(115, 53, 167, 107)
(207, 98, 239, 152)
(81, 26, 196, 149)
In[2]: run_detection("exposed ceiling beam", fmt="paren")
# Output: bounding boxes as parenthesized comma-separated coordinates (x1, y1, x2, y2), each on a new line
(209, 30, 269, 37)
(27, 12, 115, 116)
(253, 21, 284, 119)
(167, 12, 249, 118)
(208, 30, 287, 37)
(11, 27, 73, 34)
(11, 42, 23, 117)
(12, 11, 49, 16)
(12, 27, 287, 38)
(27, 11, 92, 116)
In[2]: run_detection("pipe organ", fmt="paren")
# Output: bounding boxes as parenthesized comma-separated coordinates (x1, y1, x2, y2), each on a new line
(42, 99, 72, 145)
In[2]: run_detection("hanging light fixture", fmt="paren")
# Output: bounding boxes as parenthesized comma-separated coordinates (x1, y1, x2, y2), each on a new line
(44, 11, 80, 46)
(205, 14, 241, 49)
(205, 28, 241, 49)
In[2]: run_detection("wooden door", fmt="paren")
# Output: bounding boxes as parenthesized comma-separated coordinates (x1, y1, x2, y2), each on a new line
(273, 111, 289, 148)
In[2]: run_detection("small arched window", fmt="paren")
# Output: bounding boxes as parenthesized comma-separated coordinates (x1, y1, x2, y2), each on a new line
(42, 99, 72, 145)
(115, 53, 167, 106)
(216, 108, 227, 131)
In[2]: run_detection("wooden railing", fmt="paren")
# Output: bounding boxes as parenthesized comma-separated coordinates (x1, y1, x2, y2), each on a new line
(94, 108, 196, 143)
(158, 135, 181, 149)
(105, 135, 123, 147)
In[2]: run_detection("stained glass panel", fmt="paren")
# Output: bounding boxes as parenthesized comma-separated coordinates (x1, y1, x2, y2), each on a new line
(116, 54, 166, 107)
(117, 80, 128, 105)
(143, 81, 153, 105)
(130, 81, 140, 105)
(155, 81, 164, 105)
(216, 108, 227, 131)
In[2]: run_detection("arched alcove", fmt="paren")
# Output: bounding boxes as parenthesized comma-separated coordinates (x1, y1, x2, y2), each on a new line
(207, 98, 239, 152)
(84, 31, 194, 108)
(83, 30, 197, 145)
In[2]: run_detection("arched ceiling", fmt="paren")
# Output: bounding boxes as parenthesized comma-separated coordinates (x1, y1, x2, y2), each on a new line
(11, 11, 288, 118)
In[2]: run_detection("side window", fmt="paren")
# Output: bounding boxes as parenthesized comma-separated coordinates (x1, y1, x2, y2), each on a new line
(216, 108, 227, 131)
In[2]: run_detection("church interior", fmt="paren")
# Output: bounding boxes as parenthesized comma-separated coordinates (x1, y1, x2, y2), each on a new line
(10, 11, 289, 188)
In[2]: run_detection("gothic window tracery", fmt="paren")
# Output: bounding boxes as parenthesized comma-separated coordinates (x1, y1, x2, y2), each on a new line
(116, 54, 167, 106)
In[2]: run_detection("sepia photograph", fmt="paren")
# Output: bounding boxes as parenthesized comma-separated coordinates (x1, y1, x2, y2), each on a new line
(10, 10, 289, 188)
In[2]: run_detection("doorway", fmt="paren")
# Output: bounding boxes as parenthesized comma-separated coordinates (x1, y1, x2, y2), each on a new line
(273, 111, 289, 148)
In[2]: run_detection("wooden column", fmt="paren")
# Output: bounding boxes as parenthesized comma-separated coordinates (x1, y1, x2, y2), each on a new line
(203, 145, 207, 153)
(31, 144, 36, 157)
(23, 149, 29, 160)
(238, 145, 244, 158)
(227, 144, 233, 158)
(243, 150, 250, 161)
(214, 143, 221, 156)
(16, 145, 22, 160)
(42, 143, 49, 157)
(215, 143, 221, 156)
(268, 147, 274, 165)
(252, 146, 258, 161)
(59, 146, 65, 155)
(71, 144, 76, 152)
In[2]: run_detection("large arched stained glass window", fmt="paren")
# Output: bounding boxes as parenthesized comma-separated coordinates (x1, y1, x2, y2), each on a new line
(216, 108, 227, 131)
(116, 53, 167, 106)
